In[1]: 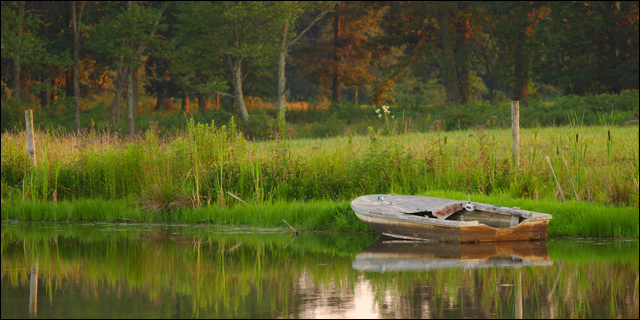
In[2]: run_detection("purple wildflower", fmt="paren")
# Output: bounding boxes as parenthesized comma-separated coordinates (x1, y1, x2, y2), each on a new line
(77, 133, 83, 138)
(429, 125, 436, 131)
(468, 133, 474, 137)
(392, 129, 399, 135)
(312, 146, 319, 150)
(491, 115, 497, 120)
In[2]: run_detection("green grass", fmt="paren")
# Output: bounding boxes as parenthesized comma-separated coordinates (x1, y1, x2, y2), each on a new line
(2, 191, 638, 237)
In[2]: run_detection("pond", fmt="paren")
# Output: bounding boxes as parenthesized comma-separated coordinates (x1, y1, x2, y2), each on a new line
(1, 221, 638, 319)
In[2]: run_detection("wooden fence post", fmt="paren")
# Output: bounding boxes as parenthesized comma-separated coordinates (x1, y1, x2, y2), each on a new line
(511, 101, 520, 167)
(25, 109, 37, 166)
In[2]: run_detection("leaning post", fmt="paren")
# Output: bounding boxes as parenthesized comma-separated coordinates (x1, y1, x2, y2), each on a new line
(511, 101, 520, 167)
(25, 109, 37, 166)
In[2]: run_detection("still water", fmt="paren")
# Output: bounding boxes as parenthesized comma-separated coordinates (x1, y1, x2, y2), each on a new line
(1, 221, 638, 319)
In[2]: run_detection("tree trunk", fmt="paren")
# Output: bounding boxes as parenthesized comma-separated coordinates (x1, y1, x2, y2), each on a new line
(181, 89, 190, 114)
(276, 19, 288, 121)
(132, 67, 138, 115)
(154, 85, 165, 111)
(110, 65, 127, 126)
(232, 61, 249, 122)
(127, 69, 135, 136)
(437, 7, 461, 104)
(197, 93, 207, 110)
(66, 68, 74, 98)
(72, 1, 81, 134)
(331, 2, 341, 103)
(454, 2, 470, 103)
(13, 2, 25, 101)
(39, 76, 49, 109)
(513, 45, 529, 105)
(13, 61, 20, 101)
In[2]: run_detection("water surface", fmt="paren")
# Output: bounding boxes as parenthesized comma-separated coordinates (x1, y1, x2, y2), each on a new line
(1, 221, 638, 318)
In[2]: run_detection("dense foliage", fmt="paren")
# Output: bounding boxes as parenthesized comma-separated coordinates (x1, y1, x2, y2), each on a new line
(1, 1, 638, 135)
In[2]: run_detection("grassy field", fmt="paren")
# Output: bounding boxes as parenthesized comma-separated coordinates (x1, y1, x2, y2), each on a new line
(1, 117, 638, 237)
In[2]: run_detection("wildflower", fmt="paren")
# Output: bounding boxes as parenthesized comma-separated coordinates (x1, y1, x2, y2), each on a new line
(468, 133, 474, 137)
(392, 129, 399, 135)
(283, 148, 288, 152)
(429, 125, 436, 131)
(312, 146, 318, 150)
(114, 131, 118, 136)
(81, 127, 88, 132)
(491, 115, 497, 120)
(77, 133, 83, 138)
(90, 128, 95, 133)
(81, 142, 86, 148)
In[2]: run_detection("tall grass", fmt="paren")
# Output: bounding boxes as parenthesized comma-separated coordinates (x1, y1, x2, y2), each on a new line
(1, 111, 638, 233)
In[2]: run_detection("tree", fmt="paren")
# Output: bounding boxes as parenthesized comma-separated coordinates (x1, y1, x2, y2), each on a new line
(87, 1, 168, 132)
(1, 1, 46, 101)
(485, 1, 543, 105)
(177, 1, 293, 122)
(292, 1, 387, 105)
(275, 2, 332, 122)
(532, 1, 639, 95)
(376, 1, 486, 105)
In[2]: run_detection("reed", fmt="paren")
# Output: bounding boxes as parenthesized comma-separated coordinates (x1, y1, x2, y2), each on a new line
(1, 117, 638, 232)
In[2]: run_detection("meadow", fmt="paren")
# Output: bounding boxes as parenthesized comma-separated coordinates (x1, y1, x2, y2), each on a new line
(1, 111, 638, 237)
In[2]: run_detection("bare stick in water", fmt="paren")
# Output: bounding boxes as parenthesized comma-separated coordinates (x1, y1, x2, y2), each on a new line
(282, 219, 298, 233)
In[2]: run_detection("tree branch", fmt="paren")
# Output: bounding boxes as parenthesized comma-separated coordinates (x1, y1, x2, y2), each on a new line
(286, 6, 332, 50)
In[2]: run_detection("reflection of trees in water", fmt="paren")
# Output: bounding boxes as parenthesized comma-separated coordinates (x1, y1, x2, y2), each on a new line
(1, 224, 638, 319)
(1, 224, 372, 318)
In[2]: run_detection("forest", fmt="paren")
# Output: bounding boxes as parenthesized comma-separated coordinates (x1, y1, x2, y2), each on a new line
(1, 1, 639, 137)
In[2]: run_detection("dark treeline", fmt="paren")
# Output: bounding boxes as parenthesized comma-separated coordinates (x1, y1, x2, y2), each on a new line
(1, 1, 638, 134)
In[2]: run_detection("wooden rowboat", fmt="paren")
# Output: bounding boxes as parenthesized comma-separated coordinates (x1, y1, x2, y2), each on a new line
(352, 236, 552, 272)
(351, 194, 552, 243)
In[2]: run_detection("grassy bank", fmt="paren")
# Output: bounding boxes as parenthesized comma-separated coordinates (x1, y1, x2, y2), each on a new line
(2, 189, 638, 238)
(1, 113, 638, 237)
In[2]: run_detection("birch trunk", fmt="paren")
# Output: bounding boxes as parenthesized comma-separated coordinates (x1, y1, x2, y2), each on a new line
(232, 61, 249, 122)
(275, 20, 288, 121)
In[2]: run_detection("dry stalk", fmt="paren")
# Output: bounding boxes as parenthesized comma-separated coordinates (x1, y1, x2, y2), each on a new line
(546, 156, 566, 202)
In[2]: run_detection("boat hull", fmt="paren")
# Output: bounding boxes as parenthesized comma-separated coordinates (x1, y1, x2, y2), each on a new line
(352, 194, 551, 243)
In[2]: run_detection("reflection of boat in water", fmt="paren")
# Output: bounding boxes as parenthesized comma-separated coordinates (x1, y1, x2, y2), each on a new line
(352, 237, 553, 272)
(351, 194, 552, 243)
